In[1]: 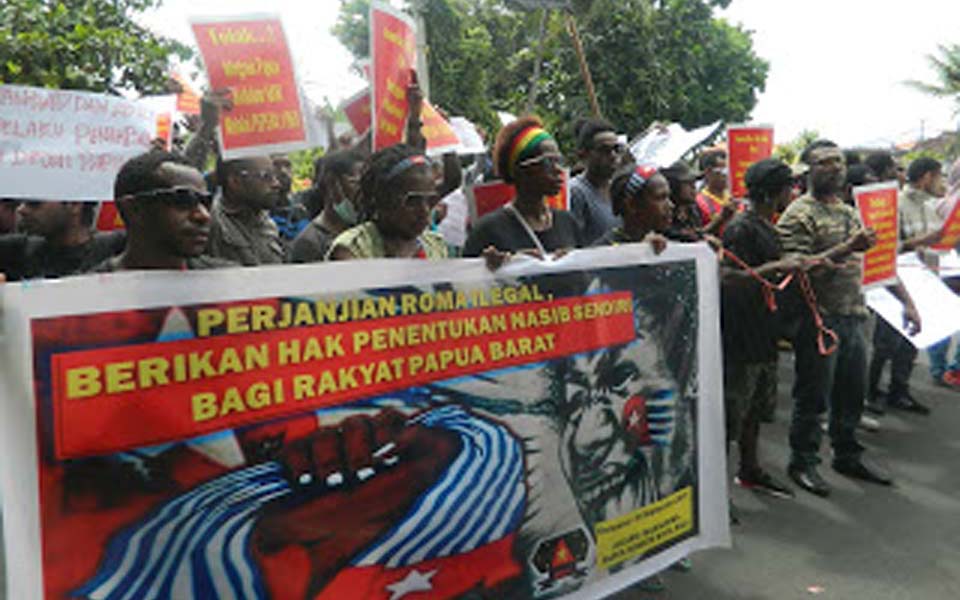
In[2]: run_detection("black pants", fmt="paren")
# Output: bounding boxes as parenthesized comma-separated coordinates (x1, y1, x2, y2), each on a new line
(868, 316, 917, 402)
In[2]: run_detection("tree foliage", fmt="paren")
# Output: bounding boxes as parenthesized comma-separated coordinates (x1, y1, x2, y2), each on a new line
(907, 43, 960, 117)
(1, 0, 191, 95)
(334, 0, 767, 151)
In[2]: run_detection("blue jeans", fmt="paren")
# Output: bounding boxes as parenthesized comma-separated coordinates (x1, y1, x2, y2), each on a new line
(789, 315, 867, 467)
(928, 335, 960, 380)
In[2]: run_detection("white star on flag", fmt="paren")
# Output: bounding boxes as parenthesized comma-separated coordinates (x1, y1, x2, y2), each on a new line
(386, 568, 438, 600)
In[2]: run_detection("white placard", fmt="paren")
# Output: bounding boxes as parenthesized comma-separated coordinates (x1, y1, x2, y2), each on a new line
(0, 85, 157, 201)
(867, 261, 960, 348)
(448, 116, 486, 155)
(629, 120, 722, 168)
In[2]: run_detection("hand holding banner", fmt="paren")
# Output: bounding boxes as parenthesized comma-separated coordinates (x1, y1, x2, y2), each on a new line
(855, 182, 899, 288)
(191, 14, 308, 158)
(727, 124, 774, 199)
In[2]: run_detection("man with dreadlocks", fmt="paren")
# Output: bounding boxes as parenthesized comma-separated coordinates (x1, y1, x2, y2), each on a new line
(327, 144, 447, 260)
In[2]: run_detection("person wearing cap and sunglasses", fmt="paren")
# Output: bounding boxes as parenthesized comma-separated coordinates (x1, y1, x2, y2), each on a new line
(207, 155, 286, 266)
(463, 116, 582, 259)
(90, 151, 233, 272)
(327, 144, 447, 260)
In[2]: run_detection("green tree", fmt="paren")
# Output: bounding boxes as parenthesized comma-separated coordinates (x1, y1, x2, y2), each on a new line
(334, 0, 768, 152)
(1, 0, 191, 94)
(907, 43, 960, 116)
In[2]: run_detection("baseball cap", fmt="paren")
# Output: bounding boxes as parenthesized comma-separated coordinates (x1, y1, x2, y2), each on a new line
(660, 160, 702, 183)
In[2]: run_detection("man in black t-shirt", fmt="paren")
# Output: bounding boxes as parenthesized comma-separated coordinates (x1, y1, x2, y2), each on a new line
(721, 159, 801, 499)
(0, 200, 125, 281)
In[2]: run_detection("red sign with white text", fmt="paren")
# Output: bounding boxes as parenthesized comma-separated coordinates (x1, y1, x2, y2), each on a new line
(727, 125, 774, 199)
(371, 4, 417, 150)
(191, 15, 307, 158)
(343, 90, 372, 136)
(855, 182, 899, 287)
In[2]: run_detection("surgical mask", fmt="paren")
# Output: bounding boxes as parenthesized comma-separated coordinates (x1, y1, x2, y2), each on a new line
(333, 198, 358, 225)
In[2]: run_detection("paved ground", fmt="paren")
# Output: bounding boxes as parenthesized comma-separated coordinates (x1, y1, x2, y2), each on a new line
(4, 351, 958, 599)
(615, 350, 960, 600)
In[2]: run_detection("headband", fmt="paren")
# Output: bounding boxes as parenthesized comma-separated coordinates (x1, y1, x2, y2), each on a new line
(385, 155, 429, 182)
(624, 164, 659, 199)
(507, 125, 553, 178)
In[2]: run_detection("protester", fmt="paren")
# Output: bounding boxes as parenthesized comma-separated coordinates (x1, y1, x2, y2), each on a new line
(268, 153, 310, 242)
(327, 144, 446, 260)
(721, 158, 801, 499)
(463, 116, 582, 257)
(0, 199, 17, 234)
(0, 200, 125, 281)
(591, 164, 670, 250)
(207, 155, 286, 266)
(570, 118, 623, 243)
(290, 150, 365, 262)
(777, 140, 920, 496)
(843, 164, 878, 206)
(91, 151, 233, 271)
(662, 160, 708, 242)
(696, 149, 737, 232)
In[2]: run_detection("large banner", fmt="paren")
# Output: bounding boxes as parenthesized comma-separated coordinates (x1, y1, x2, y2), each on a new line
(0, 246, 728, 599)
(0, 85, 157, 201)
(726, 124, 774, 199)
(191, 14, 309, 159)
(854, 182, 899, 288)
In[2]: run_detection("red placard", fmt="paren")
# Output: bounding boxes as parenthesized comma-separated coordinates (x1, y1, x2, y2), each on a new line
(470, 173, 570, 223)
(342, 89, 372, 136)
(855, 182, 899, 288)
(423, 101, 460, 155)
(49, 292, 633, 459)
(933, 197, 960, 251)
(727, 125, 774, 199)
(191, 15, 307, 158)
(94, 201, 125, 232)
(371, 3, 417, 150)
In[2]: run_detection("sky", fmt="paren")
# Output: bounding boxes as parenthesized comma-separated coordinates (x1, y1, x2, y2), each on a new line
(138, 0, 960, 148)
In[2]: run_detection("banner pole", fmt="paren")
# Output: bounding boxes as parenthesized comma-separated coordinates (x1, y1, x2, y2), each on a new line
(565, 12, 601, 118)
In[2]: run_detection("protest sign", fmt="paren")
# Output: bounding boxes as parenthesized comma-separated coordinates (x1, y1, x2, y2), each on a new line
(422, 101, 461, 156)
(727, 124, 774, 199)
(629, 121, 722, 169)
(0, 245, 728, 600)
(0, 85, 157, 201)
(855, 182, 899, 288)
(343, 89, 373, 136)
(191, 14, 309, 159)
(371, 2, 417, 150)
(171, 71, 202, 115)
(867, 255, 960, 348)
(933, 196, 960, 251)
(468, 174, 570, 223)
(449, 116, 487, 155)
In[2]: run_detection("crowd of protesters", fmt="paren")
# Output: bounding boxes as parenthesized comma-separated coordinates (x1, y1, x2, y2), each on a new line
(3, 77, 960, 594)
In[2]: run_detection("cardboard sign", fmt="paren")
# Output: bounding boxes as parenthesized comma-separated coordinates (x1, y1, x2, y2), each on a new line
(0, 85, 157, 201)
(0, 245, 728, 600)
(191, 14, 309, 159)
(933, 196, 960, 251)
(171, 71, 201, 115)
(342, 89, 372, 136)
(727, 124, 774, 199)
(370, 2, 417, 150)
(855, 182, 899, 288)
(469, 173, 570, 224)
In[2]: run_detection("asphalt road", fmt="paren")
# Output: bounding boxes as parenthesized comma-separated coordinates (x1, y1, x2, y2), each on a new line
(616, 351, 960, 600)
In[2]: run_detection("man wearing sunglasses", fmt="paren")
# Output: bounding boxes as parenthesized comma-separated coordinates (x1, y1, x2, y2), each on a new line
(570, 118, 624, 244)
(208, 155, 286, 266)
(90, 151, 232, 272)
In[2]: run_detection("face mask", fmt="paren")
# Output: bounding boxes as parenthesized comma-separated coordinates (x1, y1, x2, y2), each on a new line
(333, 198, 358, 225)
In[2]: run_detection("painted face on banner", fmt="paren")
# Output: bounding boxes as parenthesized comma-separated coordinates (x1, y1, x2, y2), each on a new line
(556, 334, 677, 527)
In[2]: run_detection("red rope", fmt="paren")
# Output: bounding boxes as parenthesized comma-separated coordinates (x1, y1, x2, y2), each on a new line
(721, 248, 838, 356)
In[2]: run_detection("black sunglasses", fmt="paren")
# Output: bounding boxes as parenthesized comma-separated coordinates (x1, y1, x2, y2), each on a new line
(134, 187, 213, 210)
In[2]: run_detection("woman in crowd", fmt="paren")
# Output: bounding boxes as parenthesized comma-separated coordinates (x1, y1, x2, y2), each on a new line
(592, 163, 671, 250)
(290, 150, 365, 262)
(327, 144, 447, 260)
(463, 116, 582, 257)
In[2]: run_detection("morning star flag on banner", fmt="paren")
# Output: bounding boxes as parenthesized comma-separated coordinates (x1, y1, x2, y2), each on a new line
(0, 244, 729, 599)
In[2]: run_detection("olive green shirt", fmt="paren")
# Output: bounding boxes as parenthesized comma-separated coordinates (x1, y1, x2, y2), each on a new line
(327, 222, 448, 260)
(207, 198, 285, 266)
(776, 195, 866, 317)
